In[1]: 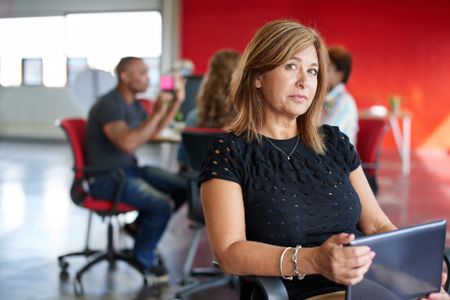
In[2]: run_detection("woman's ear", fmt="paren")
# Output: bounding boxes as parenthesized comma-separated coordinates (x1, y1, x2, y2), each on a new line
(255, 77, 262, 88)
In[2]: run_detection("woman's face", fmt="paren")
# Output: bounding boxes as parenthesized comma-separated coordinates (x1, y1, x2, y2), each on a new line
(256, 44, 319, 121)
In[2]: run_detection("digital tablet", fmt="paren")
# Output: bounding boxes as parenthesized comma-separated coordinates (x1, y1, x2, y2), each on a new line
(345, 220, 446, 300)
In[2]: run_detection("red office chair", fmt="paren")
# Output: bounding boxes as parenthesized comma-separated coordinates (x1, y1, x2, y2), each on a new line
(56, 118, 150, 287)
(356, 118, 389, 195)
(137, 98, 155, 116)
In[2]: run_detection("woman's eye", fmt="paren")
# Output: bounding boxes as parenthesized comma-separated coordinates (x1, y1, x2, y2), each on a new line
(286, 63, 297, 70)
(308, 69, 318, 76)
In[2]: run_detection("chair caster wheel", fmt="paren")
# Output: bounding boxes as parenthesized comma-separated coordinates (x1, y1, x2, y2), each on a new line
(59, 270, 70, 281)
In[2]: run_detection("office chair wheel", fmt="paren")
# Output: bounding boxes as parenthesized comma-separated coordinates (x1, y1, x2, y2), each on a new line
(59, 270, 70, 281)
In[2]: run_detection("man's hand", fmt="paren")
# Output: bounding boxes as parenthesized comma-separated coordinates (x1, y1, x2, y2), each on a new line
(173, 72, 186, 103)
(152, 92, 172, 119)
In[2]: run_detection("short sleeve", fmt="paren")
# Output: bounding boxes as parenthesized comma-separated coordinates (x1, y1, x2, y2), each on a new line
(324, 125, 361, 172)
(198, 134, 243, 186)
(97, 99, 126, 125)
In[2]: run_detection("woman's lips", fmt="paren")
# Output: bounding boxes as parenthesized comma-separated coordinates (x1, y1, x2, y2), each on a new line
(289, 95, 307, 103)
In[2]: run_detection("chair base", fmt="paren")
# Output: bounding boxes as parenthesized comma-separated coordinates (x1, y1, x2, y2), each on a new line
(58, 248, 100, 275)
(74, 249, 147, 284)
(58, 217, 148, 287)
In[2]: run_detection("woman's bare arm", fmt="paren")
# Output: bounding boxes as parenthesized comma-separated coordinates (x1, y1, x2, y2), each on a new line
(350, 166, 396, 235)
(201, 178, 374, 285)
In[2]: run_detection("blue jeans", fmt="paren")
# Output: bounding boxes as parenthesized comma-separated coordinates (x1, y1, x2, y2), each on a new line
(89, 165, 187, 268)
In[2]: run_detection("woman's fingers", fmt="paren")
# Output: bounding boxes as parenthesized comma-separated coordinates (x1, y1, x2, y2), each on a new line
(326, 245, 375, 285)
(441, 272, 448, 287)
(342, 249, 376, 269)
(333, 252, 374, 285)
(421, 291, 450, 299)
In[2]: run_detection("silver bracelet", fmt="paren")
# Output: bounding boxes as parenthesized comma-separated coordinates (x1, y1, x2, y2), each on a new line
(292, 245, 306, 280)
(280, 247, 293, 280)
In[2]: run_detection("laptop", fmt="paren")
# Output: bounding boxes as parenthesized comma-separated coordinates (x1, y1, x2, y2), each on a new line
(345, 220, 447, 300)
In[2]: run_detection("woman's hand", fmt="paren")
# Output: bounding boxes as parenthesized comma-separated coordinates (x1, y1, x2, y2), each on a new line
(422, 273, 450, 299)
(312, 233, 375, 286)
(421, 289, 450, 299)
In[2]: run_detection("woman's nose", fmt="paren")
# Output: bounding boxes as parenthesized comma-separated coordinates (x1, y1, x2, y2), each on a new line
(296, 69, 306, 88)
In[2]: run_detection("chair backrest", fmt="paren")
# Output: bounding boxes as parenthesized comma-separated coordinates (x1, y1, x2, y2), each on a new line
(137, 98, 155, 116)
(57, 118, 88, 205)
(181, 127, 224, 223)
(57, 118, 136, 213)
(58, 118, 87, 179)
(356, 118, 388, 176)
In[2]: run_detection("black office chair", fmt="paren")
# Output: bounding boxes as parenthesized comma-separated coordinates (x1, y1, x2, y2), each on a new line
(175, 128, 232, 299)
(175, 128, 288, 300)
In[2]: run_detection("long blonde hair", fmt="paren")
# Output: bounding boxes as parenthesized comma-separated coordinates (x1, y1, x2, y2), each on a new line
(227, 19, 329, 154)
(197, 49, 241, 127)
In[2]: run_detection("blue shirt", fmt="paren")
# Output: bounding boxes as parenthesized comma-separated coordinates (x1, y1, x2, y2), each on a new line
(322, 83, 358, 145)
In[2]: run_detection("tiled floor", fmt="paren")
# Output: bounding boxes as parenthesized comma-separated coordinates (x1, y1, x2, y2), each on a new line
(0, 139, 449, 299)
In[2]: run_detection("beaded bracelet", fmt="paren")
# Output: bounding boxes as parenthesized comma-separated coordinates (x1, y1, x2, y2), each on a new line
(280, 247, 293, 280)
(292, 245, 306, 280)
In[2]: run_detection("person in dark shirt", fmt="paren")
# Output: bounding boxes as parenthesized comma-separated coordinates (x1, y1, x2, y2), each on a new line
(86, 57, 187, 282)
(198, 20, 449, 299)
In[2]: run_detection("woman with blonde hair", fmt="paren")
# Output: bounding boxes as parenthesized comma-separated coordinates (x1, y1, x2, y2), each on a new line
(178, 49, 241, 171)
(198, 19, 449, 299)
(185, 49, 241, 127)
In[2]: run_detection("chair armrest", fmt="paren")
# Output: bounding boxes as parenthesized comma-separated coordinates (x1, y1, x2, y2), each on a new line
(444, 253, 450, 292)
(240, 276, 288, 300)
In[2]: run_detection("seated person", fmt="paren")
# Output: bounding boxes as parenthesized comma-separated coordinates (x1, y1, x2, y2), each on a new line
(177, 49, 241, 171)
(198, 20, 449, 300)
(85, 57, 187, 281)
(322, 45, 358, 145)
(324, 46, 379, 195)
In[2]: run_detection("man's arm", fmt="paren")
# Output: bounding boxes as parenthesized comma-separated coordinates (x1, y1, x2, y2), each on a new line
(103, 103, 167, 154)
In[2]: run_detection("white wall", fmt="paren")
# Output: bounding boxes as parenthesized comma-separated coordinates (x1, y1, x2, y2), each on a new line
(0, 87, 83, 139)
(0, 0, 180, 140)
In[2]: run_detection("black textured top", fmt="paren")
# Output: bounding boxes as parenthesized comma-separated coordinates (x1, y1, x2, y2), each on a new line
(199, 125, 363, 299)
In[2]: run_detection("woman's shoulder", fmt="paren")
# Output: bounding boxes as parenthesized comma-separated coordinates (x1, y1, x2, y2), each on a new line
(320, 124, 354, 150)
(321, 124, 350, 142)
(209, 131, 248, 148)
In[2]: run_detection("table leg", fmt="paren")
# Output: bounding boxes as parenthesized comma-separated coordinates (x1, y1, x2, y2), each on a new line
(402, 116, 411, 176)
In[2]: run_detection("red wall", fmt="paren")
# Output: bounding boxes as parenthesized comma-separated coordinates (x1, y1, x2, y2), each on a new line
(181, 0, 450, 150)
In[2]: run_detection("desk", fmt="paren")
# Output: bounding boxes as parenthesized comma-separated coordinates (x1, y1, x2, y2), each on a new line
(359, 110, 412, 176)
(143, 128, 182, 172)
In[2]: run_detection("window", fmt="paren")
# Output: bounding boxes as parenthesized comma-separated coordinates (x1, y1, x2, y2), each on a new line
(67, 58, 88, 86)
(0, 11, 162, 89)
(22, 58, 43, 86)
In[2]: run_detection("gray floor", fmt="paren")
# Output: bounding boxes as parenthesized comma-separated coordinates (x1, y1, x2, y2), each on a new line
(0, 140, 236, 300)
(1, 139, 449, 299)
